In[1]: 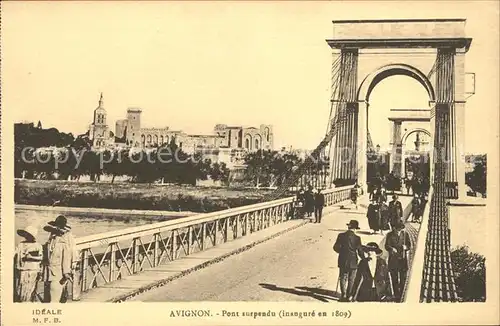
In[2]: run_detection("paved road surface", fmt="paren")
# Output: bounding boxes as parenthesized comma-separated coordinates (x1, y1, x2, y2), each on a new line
(130, 197, 409, 302)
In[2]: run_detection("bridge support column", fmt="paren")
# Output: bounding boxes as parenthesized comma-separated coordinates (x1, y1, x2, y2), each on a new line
(429, 101, 436, 185)
(390, 120, 403, 178)
(436, 48, 462, 199)
(356, 101, 367, 192)
(454, 101, 467, 199)
(329, 48, 359, 187)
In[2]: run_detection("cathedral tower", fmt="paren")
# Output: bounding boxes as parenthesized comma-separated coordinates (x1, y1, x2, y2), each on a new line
(90, 93, 109, 147)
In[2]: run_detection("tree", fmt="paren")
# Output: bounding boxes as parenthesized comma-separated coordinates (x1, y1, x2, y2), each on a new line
(450, 245, 486, 302)
(210, 162, 230, 185)
(466, 155, 486, 196)
(244, 150, 275, 187)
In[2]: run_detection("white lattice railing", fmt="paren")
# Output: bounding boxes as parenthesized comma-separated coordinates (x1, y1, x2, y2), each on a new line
(33, 185, 353, 301)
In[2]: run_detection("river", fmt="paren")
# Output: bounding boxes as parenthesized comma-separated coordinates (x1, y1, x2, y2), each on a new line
(14, 208, 191, 246)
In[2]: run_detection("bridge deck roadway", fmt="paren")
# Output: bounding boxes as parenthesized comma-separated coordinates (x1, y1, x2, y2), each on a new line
(120, 195, 414, 302)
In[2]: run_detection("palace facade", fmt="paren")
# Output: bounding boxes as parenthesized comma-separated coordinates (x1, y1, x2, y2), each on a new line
(88, 94, 273, 165)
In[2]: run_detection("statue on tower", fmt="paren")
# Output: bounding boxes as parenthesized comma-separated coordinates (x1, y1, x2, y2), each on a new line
(414, 132, 421, 152)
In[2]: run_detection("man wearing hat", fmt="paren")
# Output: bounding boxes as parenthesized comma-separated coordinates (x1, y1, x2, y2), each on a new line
(314, 189, 325, 223)
(385, 220, 412, 301)
(333, 220, 364, 302)
(388, 194, 403, 228)
(352, 242, 392, 302)
(43, 215, 75, 303)
(14, 225, 43, 302)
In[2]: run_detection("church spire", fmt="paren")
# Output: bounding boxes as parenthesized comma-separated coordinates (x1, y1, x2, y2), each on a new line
(99, 92, 104, 108)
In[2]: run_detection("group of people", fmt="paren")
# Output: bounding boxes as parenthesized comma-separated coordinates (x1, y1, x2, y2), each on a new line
(14, 215, 78, 303)
(367, 187, 405, 235)
(333, 218, 412, 302)
(295, 186, 325, 223)
(403, 175, 430, 197)
(369, 171, 429, 198)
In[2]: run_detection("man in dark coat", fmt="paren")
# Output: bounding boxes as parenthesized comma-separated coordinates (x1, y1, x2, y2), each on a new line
(385, 221, 412, 301)
(366, 201, 380, 234)
(333, 220, 364, 302)
(350, 185, 359, 210)
(304, 187, 314, 217)
(352, 242, 392, 302)
(379, 202, 391, 234)
(314, 189, 325, 223)
(388, 194, 403, 228)
(409, 195, 422, 223)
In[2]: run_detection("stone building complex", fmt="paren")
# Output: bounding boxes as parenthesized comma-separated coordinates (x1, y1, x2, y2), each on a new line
(88, 94, 273, 164)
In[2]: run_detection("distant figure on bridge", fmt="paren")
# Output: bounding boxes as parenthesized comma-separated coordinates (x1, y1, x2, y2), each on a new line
(379, 201, 391, 235)
(408, 194, 422, 223)
(352, 242, 392, 302)
(385, 220, 411, 302)
(350, 184, 359, 210)
(366, 200, 381, 234)
(370, 186, 387, 205)
(314, 189, 325, 223)
(295, 188, 305, 219)
(404, 176, 412, 195)
(333, 220, 364, 302)
(304, 187, 314, 218)
(388, 195, 404, 229)
(43, 216, 75, 303)
(14, 225, 43, 302)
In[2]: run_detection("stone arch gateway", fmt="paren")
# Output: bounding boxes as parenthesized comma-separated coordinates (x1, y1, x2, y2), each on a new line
(326, 19, 472, 199)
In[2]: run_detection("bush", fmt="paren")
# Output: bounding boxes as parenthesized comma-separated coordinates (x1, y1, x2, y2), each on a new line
(14, 179, 276, 212)
(450, 245, 486, 302)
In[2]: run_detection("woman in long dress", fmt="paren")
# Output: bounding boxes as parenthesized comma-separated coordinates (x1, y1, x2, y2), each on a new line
(367, 201, 381, 234)
(14, 226, 43, 302)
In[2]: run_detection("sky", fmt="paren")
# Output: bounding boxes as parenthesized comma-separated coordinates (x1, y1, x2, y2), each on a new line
(2, 1, 498, 153)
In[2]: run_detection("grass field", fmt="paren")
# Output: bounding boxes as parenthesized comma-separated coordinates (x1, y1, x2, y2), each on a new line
(15, 179, 279, 212)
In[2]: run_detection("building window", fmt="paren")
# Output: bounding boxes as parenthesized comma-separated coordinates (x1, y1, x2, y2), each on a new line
(147, 135, 152, 143)
(255, 139, 260, 150)
(245, 138, 250, 149)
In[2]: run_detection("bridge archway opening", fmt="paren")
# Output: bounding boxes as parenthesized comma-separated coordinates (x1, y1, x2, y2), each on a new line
(401, 128, 432, 187)
(361, 65, 433, 188)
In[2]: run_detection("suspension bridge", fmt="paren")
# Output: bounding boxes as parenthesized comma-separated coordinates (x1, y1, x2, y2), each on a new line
(34, 18, 477, 303)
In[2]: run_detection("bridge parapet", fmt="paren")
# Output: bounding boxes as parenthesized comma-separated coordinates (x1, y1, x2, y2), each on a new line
(404, 186, 458, 302)
(35, 185, 353, 301)
(404, 187, 433, 302)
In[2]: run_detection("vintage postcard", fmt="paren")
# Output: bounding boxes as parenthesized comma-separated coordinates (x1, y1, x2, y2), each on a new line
(1, 1, 499, 325)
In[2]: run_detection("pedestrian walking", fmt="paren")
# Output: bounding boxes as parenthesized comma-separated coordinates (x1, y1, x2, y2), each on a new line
(388, 195, 403, 229)
(366, 201, 381, 234)
(14, 225, 43, 302)
(409, 194, 421, 223)
(314, 189, 325, 223)
(350, 185, 359, 210)
(385, 221, 411, 302)
(379, 201, 391, 235)
(43, 215, 75, 303)
(352, 242, 392, 302)
(333, 220, 364, 302)
(404, 177, 409, 195)
(304, 187, 314, 218)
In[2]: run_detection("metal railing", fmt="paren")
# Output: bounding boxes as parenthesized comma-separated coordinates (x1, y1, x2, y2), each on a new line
(34, 185, 353, 301)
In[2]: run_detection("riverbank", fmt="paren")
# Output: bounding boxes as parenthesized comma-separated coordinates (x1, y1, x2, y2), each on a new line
(15, 179, 277, 212)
